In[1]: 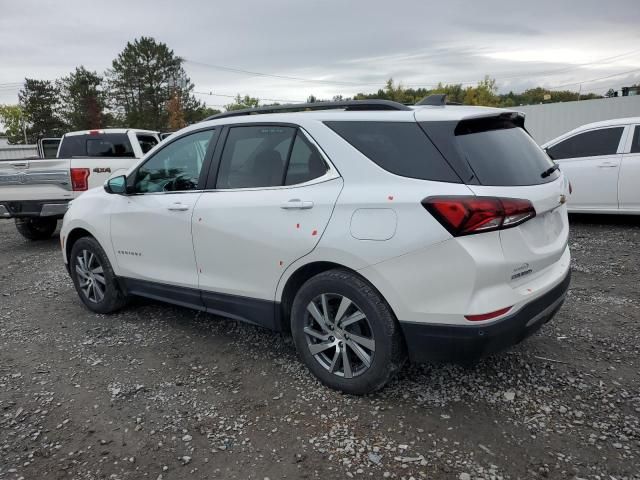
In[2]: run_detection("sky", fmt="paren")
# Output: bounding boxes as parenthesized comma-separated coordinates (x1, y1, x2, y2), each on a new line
(1, 0, 640, 109)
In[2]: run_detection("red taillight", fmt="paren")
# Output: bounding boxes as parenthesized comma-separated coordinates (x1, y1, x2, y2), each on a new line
(465, 306, 512, 321)
(70, 168, 90, 191)
(88, 130, 103, 136)
(422, 196, 536, 236)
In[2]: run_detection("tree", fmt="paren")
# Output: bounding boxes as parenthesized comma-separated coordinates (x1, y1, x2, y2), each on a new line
(107, 36, 203, 130)
(18, 79, 65, 142)
(383, 78, 408, 103)
(224, 94, 260, 111)
(57, 66, 106, 130)
(463, 76, 499, 107)
(166, 91, 186, 130)
(605, 88, 617, 98)
(184, 105, 221, 124)
(0, 105, 28, 144)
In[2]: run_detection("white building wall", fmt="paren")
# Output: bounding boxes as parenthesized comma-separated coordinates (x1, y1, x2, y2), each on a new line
(516, 95, 640, 144)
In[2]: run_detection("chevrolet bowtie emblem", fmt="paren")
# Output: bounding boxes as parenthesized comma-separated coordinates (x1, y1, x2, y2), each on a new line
(559, 194, 567, 204)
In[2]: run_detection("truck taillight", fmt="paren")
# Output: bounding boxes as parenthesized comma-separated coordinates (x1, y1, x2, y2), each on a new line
(70, 168, 90, 191)
(422, 196, 536, 236)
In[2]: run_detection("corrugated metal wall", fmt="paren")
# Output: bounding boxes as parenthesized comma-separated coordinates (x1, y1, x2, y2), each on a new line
(0, 145, 38, 160)
(516, 95, 640, 144)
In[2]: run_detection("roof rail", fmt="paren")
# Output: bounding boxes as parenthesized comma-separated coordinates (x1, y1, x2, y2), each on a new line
(204, 99, 411, 121)
(416, 94, 447, 106)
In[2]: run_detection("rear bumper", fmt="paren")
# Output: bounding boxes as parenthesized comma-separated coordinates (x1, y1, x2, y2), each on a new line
(0, 200, 69, 218)
(399, 269, 571, 363)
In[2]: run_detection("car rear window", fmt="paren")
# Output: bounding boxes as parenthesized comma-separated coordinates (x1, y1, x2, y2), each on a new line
(58, 133, 135, 158)
(421, 117, 559, 186)
(325, 121, 461, 183)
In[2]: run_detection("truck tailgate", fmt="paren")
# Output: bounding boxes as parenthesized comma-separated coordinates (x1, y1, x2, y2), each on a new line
(0, 158, 72, 202)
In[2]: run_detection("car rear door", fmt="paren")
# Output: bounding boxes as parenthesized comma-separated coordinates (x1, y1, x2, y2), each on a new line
(546, 126, 626, 211)
(192, 124, 342, 318)
(619, 124, 640, 211)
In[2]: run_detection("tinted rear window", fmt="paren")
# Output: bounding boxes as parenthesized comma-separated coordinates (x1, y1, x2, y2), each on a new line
(325, 121, 460, 182)
(421, 118, 558, 186)
(58, 133, 135, 158)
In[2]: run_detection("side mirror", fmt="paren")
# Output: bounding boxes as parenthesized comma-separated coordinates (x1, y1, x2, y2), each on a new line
(104, 175, 128, 194)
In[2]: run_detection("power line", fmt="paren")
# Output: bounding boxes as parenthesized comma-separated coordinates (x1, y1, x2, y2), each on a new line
(547, 68, 640, 89)
(193, 90, 305, 104)
(404, 48, 640, 87)
(185, 59, 377, 87)
(187, 48, 640, 90)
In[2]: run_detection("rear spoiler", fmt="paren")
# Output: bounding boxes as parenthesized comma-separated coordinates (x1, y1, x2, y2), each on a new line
(454, 111, 526, 135)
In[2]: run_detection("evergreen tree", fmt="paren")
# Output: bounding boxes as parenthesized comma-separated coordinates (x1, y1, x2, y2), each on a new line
(58, 66, 105, 130)
(18, 78, 65, 142)
(107, 36, 203, 130)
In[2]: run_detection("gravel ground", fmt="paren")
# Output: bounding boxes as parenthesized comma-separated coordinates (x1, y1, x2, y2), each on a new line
(0, 215, 638, 480)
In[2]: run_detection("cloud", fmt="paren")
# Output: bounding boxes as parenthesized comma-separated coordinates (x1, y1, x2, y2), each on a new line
(1, 0, 640, 107)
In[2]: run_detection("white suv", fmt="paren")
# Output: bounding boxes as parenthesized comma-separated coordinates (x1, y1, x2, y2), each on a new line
(61, 98, 571, 394)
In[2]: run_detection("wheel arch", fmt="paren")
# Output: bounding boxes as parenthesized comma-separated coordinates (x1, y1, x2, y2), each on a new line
(65, 227, 95, 263)
(277, 260, 396, 333)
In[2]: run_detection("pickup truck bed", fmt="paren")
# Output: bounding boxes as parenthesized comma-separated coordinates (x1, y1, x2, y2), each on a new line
(0, 129, 159, 240)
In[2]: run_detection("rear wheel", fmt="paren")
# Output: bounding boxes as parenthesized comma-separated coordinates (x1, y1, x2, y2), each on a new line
(291, 269, 406, 395)
(69, 237, 129, 314)
(15, 217, 57, 240)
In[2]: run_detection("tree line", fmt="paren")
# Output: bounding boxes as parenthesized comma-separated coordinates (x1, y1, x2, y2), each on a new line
(0, 37, 220, 144)
(0, 36, 607, 144)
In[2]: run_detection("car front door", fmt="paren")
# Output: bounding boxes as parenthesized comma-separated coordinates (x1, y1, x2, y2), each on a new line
(109, 128, 218, 289)
(191, 124, 342, 326)
(547, 126, 626, 211)
(619, 124, 640, 212)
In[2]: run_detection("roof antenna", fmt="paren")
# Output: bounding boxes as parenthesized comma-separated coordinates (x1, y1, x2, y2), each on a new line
(416, 94, 447, 106)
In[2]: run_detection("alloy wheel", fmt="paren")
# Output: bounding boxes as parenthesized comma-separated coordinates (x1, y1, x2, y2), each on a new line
(304, 293, 375, 378)
(75, 249, 106, 303)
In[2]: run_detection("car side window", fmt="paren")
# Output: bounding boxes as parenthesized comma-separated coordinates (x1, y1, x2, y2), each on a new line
(216, 126, 296, 189)
(285, 133, 328, 185)
(135, 129, 216, 193)
(631, 126, 640, 154)
(137, 134, 159, 154)
(547, 127, 624, 160)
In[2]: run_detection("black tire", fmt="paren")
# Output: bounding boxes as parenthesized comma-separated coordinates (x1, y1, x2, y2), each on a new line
(291, 269, 406, 395)
(69, 236, 129, 314)
(15, 217, 57, 240)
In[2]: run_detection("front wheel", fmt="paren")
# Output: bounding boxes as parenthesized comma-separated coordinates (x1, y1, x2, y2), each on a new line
(15, 217, 57, 240)
(291, 269, 406, 395)
(69, 237, 129, 314)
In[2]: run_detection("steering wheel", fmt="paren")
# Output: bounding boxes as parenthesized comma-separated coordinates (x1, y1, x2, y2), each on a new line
(163, 173, 195, 192)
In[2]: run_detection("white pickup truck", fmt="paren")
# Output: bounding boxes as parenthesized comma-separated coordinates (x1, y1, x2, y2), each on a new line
(0, 129, 160, 240)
